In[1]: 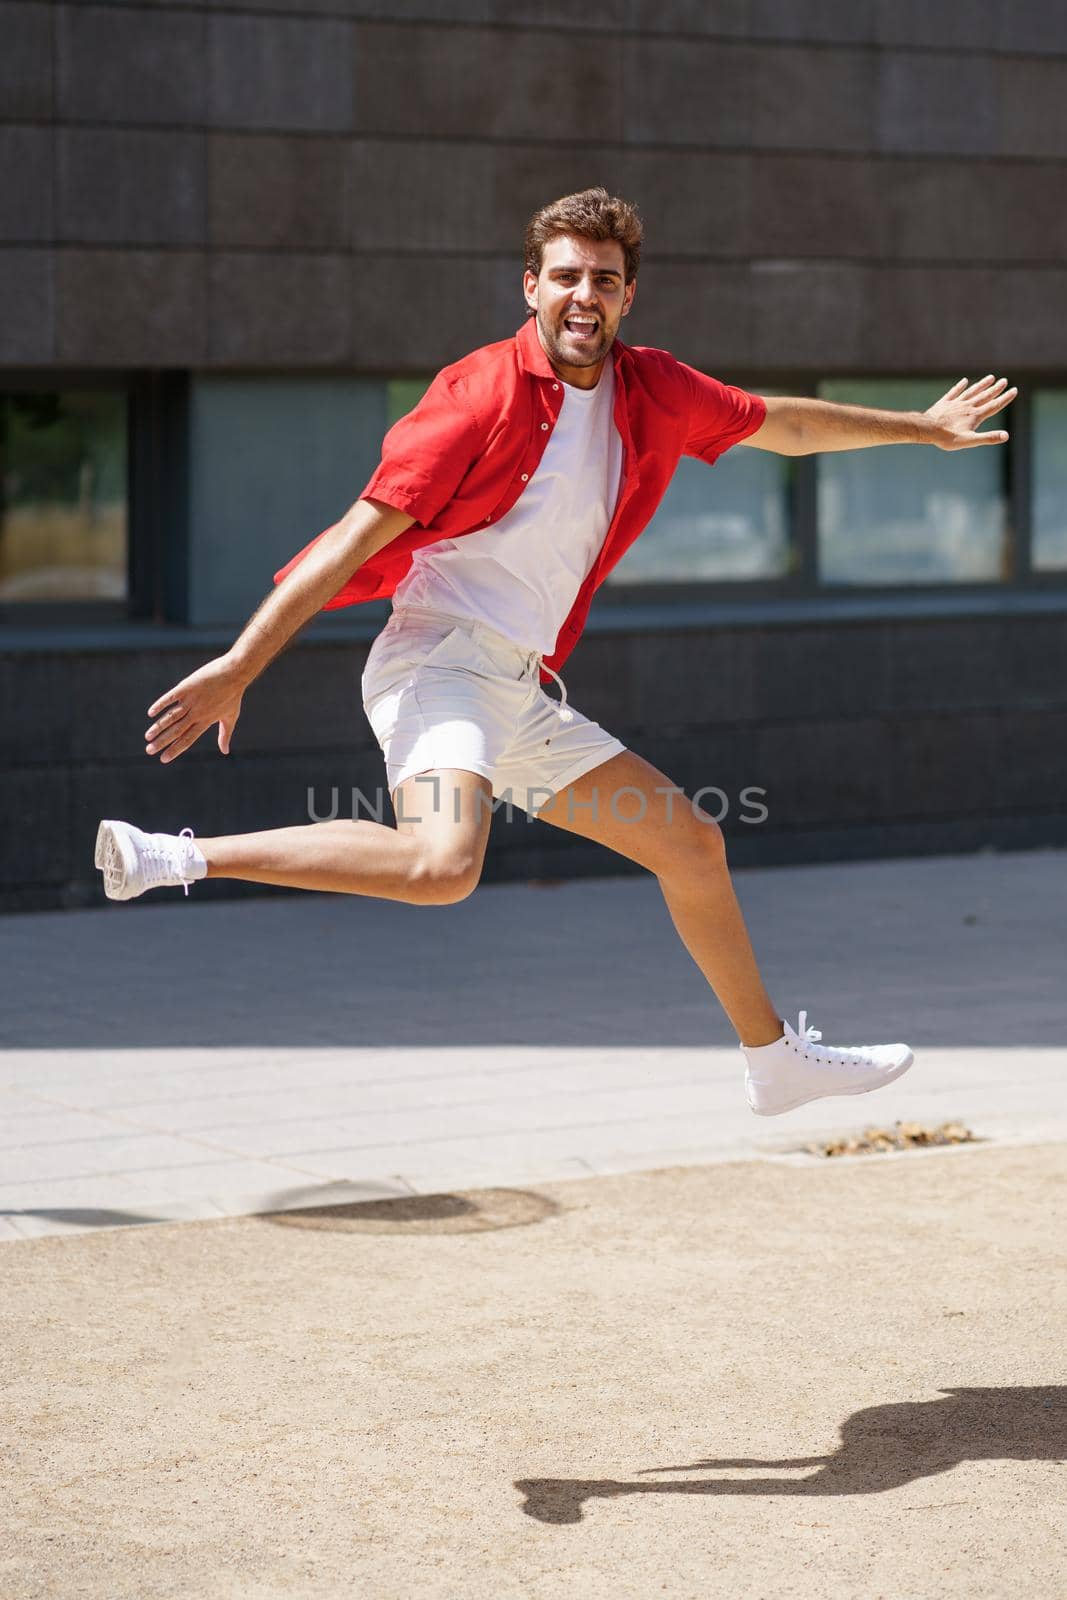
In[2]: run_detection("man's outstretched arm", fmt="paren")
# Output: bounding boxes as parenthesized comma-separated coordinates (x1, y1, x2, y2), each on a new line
(144, 498, 414, 764)
(740, 375, 1017, 456)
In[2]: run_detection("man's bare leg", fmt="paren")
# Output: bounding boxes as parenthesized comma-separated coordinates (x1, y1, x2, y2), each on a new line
(197, 768, 494, 903)
(535, 750, 782, 1047)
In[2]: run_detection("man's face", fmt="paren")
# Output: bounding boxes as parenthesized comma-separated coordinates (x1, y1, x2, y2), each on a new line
(523, 234, 635, 384)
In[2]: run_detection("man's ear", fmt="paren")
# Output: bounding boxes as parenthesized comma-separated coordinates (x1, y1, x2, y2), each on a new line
(522, 269, 538, 314)
(621, 280, 636, 317)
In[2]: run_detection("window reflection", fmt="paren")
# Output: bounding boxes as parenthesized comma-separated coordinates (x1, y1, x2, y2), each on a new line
(608, 416, 792, 585)
(0, 391, 127, 602)
(1032, 391, 1067, 572)
(816, 379, 1008, 585)
(385, 375, 794, 586)
(387, 378, 431, 427)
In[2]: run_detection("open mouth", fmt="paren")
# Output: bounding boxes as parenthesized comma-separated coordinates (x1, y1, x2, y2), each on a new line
(563, 316, 599, 341)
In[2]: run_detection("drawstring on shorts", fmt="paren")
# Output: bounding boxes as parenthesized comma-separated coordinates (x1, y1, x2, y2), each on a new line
(392, 605, 576, 724)
(528, 654, 574, 723)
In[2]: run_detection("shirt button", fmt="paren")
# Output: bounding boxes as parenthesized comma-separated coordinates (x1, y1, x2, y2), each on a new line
(520, 473, 529, 482)
(552, 383, 559, 391)
(484, 515, 492, 523)
(540, 421, 549, 431)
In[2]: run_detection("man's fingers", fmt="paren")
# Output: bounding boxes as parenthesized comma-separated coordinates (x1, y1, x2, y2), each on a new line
(160, 728, 201, 764)
(148, 724, 191, 756)
(933, 378, 968, 407)
(146, 717, 204, 761)
(145, 704, 186, 742)
(941, 426, 1010, 449)
(147, 685, 188, 718)
(961, 374, 1008, 401)
(146, 725, 187, 755)
(145, 708, 191, 754)
(217, 706, 241, 755)
(974, 387, 1017, 418)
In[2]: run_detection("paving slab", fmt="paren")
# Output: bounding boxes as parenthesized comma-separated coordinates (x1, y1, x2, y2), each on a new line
(1, 849, 1065, 1237)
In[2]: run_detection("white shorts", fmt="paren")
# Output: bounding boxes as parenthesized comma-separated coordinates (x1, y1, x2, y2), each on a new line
(361, 605, 627, 817)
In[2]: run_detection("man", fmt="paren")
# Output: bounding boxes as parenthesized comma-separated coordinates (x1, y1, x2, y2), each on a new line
(95, 188, 1016, 1116)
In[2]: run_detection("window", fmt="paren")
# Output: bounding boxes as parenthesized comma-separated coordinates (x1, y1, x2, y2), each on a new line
(186, 376, 399, 625)
(387, 378, 431, 427)
(0, 389, 128, 603)
(1, 367, 1054, 637)
(607, 440, 793, 586)
(1032, 390, 1067, 573)
(815, 379, 1008, 586)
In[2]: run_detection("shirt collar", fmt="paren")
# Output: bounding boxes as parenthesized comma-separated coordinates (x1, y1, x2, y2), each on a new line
(515, 315, 629, 382)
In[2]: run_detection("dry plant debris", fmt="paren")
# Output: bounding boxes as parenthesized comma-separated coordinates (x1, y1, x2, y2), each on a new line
(805, 1121, 979, 1159)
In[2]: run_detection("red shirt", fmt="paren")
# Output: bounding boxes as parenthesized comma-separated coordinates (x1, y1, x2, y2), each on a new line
(274, 317, 766, 675)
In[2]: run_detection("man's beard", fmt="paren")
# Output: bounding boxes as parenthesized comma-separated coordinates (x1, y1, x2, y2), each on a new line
(536, 307, 615, 369)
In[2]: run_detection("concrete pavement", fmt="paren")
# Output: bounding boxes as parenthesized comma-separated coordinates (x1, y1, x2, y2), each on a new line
(1, 847, 1064, 1239)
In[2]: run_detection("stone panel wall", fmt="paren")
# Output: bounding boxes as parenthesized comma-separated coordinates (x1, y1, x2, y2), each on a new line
(3, 2, 1067, 372)
(5, 608, 1066, 911)
(3, 2, 1067, 907)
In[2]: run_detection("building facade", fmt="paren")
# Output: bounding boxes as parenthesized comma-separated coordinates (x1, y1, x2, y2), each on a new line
(3, 0, 1067, 909)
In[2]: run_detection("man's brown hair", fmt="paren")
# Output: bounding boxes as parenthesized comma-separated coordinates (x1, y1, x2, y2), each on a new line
(524, 187, 643, 284)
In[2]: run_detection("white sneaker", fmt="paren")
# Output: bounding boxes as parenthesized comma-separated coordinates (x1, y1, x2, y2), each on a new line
(742, 1011, 914, 1117)
(94, 820, 206, 901)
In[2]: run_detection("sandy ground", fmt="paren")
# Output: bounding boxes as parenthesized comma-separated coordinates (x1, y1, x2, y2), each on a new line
(5, 1141, 1065, 1600)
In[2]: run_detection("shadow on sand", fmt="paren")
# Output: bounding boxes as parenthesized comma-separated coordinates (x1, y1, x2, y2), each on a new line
(516, 1386, 1067, 1523)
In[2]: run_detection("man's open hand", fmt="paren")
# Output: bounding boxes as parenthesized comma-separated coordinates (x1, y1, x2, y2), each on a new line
(925, 375, 1017, 449)
(145, 653, 246, 764)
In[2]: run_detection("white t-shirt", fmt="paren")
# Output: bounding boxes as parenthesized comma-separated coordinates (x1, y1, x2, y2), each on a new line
(392, 364, 624, 655)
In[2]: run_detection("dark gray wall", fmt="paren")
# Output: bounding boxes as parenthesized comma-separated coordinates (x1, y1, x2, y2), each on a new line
(4, 1, 1067, 373)
(4, 2, 1067, 910)
(5, 606, 1067, 912)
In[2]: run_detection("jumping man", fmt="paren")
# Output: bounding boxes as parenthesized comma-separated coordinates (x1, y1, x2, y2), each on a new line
(95, 188, 1017, 1116)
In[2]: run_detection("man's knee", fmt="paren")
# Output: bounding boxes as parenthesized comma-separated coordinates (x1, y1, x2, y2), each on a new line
(698, 811, 728, 856)
(656, 808, 728, 880)
(409, 851, 483, 905)
(687, 810, 728, 863)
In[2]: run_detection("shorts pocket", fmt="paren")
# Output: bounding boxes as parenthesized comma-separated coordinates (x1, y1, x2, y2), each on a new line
(362, 622, 461, 706)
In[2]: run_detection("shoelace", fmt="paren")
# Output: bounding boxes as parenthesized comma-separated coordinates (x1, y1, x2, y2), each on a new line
(796, 1010, 821, 1044)
(141, 827, 199, 896)
(530, 655, 574, 723)
(793, 1010, 877, 1066)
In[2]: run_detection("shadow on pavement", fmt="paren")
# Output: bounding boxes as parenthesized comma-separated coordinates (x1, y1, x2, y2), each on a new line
(259, 1186, 560, 1234)
(1, 1186, 562, 1238)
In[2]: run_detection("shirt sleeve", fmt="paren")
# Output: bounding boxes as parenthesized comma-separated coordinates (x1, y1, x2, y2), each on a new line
(679, 361, 767, 465)
(360, 367, 480, 527)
